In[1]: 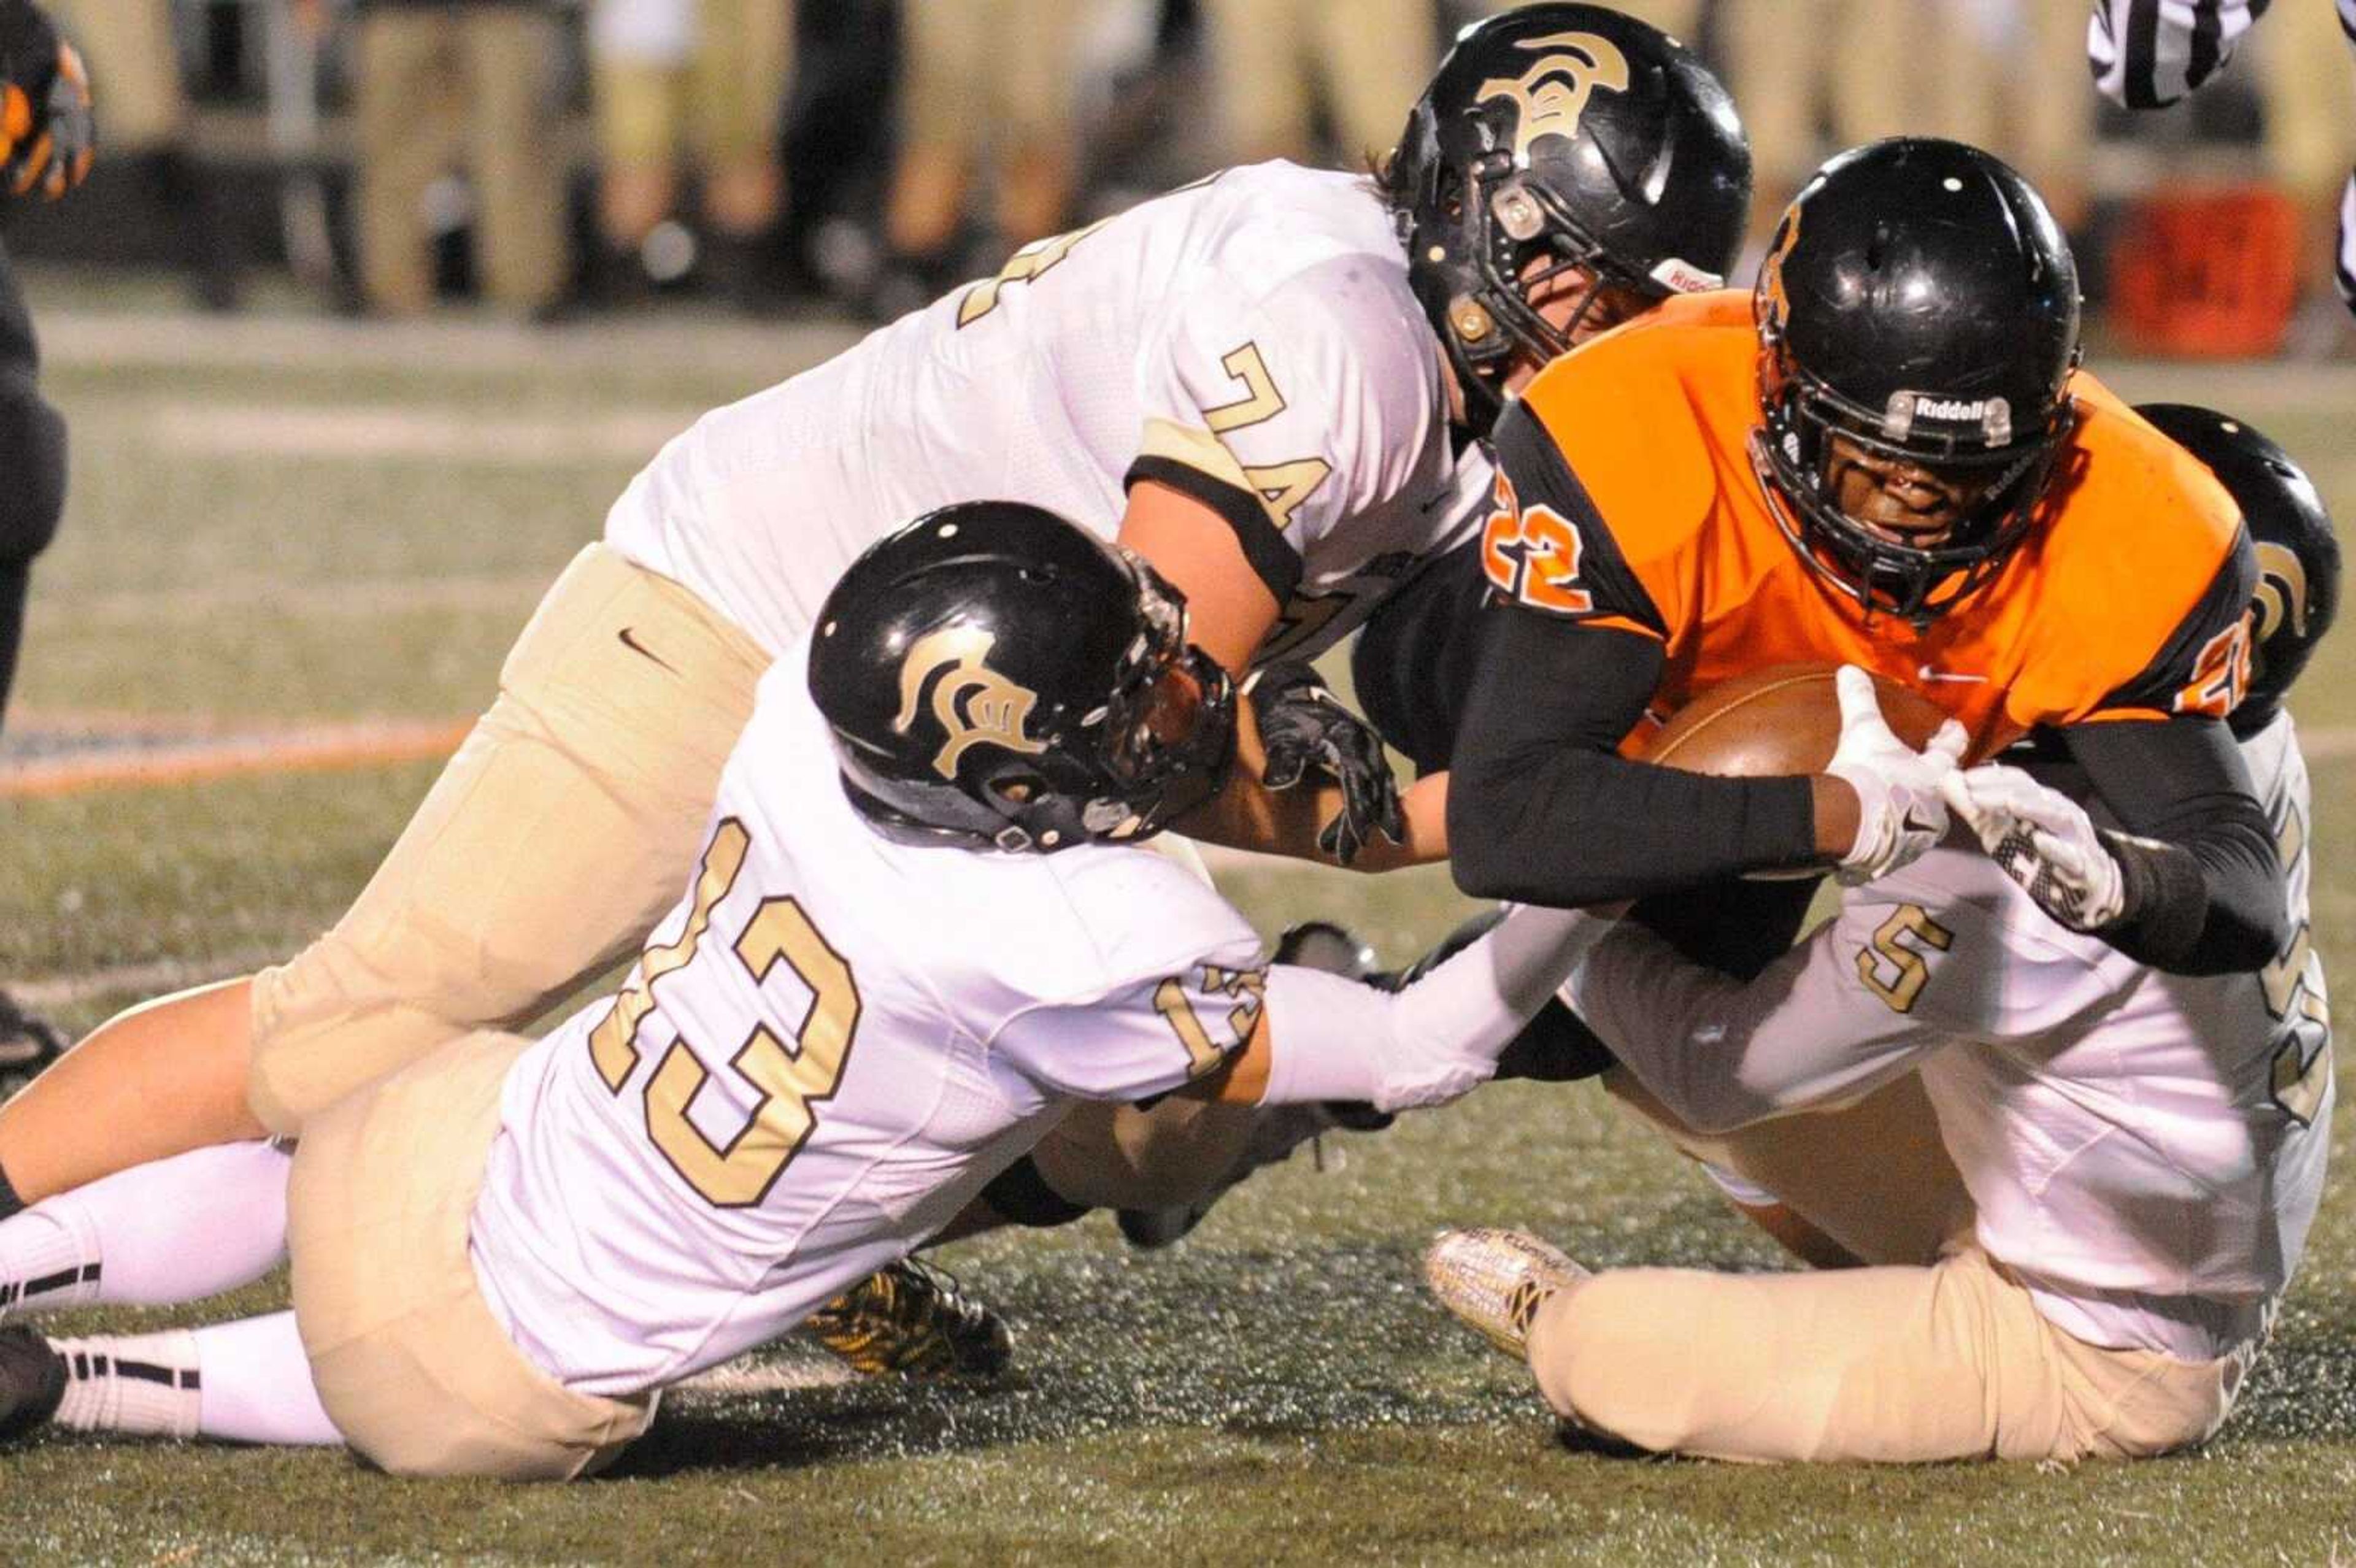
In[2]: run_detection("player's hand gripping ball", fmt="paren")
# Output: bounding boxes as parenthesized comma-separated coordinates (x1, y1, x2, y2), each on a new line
(1249, 661, 1405, 866)
(0, 36, 93, 201)
(1823, 666, 1969, 885)
(1644, 663, 1962, 884)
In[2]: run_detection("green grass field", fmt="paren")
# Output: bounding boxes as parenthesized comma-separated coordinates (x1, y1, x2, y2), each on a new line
(4, 280, 2355, 1564)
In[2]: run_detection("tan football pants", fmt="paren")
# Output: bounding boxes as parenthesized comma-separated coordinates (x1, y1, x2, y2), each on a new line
(351, 7, 570, 313)
(247, 544, 771, 1133)
(290, 1026, 656, 1479)
(1519, 1068, 2252, 1462)
(1204, 0, 1438, 166)
(899, 0, 1082, 155)
(49, 0, 182, 149)
(591, 0, 796, 170)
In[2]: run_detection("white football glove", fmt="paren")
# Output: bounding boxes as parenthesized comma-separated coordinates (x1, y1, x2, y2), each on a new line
(1938, 764, 2125, 931)
(1825, 664, 1969, 886)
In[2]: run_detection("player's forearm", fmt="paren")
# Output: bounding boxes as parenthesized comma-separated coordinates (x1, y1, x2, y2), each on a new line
(1446, 614, 1819, 905)
(1241, 905, 1617, 1111)
(1174, 704, 1442, 868)
(2066, 717, 2287, 974)
(1566, 923, 1925, 1134)
(1449, 740, 1817, 904)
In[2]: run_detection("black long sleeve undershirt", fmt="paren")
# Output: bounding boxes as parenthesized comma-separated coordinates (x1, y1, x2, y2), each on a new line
(1445, 609, 1819, 907)
(2060, 716, 2286, 975)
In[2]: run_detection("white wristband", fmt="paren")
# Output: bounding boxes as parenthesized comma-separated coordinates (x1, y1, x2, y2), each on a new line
(1260, 907, 1617, 1112)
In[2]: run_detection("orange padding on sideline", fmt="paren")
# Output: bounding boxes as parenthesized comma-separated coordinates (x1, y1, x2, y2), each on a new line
(0, 719, 474, 798)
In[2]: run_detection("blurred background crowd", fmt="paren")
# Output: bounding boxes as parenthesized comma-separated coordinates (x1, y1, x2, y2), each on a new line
(15, 0, 2354, 357)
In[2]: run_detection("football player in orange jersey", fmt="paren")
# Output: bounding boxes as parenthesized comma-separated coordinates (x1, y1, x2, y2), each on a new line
(1354, 136, 2284, 983)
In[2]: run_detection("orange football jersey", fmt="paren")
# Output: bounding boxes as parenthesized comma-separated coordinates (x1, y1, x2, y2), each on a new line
(1478, 292, 2257, 760)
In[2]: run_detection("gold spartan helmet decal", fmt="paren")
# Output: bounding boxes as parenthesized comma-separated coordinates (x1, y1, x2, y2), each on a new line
(1476, 31, 1631, 163)
(891, 624, 1050, 780)
(2253, 542, 2312, 649)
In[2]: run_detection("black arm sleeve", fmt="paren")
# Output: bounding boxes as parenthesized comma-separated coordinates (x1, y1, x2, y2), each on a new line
(2062, 716, 2285, 975)
(1444, 609, 1819, 907)
(1349, 541, 1495, 777)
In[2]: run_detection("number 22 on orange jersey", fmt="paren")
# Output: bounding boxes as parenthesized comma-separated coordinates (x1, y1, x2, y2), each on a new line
(1479, 470, 1593, 614)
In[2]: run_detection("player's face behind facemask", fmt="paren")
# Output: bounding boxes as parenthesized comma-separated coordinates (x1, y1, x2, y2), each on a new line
(1752, 138, 2083, 629)
(809, 501, 1238, 854)
(2135, 402, 2342, 738)
(1380, 2, 1751, 436)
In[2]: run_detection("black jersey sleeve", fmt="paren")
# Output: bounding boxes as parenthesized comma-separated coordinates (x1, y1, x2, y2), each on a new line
(2063, 714, 2287, 974)
(1349, 541, 1495, 777)
(1444, 607, 1820, 907)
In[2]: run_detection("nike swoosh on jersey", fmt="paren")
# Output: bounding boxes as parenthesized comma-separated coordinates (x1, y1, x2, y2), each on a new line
(618, 627, 682, 677)
(1917, 665, 1988, 685)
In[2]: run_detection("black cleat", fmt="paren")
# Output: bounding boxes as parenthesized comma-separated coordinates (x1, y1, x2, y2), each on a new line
(0, 993, 66, 1102)
(0, 1327, 65, 1443)
(804, 1259, 1014, 1380)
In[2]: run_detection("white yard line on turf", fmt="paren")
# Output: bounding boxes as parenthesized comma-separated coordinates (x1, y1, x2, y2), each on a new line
(58, 571, 557, 622)
(148, 402, 704, 466)
(672, 1356, 857, 1399)
(38, 308, 863, 379)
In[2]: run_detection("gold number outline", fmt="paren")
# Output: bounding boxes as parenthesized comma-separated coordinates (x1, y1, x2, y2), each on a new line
(1152, 964, 1269, 1079)
(1198, 342, 1334, 532)
(645, 894, 863, 1208)
(1856, 904, 1954, 1014)
(590, 820, 752, 1091)
(2261, 796, 2332, 1125)
(953, 170, 1231, 331)
(585, 818, 865, 1208)
(956, 217, 1115, 328)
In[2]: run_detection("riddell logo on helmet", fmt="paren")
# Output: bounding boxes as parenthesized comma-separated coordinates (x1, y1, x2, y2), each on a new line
(1476, 32, 1630, 163)
(1882, 392, 2013, 445)
(1649, 258, 1723, 294)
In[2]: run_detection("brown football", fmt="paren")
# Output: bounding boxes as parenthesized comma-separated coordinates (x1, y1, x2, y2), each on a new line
(1642, 664, 1952, 777)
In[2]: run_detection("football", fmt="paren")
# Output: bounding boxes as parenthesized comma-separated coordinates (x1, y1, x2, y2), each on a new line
(1644, 664, 1954, 775)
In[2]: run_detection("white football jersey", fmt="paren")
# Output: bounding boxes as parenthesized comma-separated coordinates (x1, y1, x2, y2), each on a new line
(466, 649, 1271, 1397)
(1572, 712, 2330, 1361)
(602, 163, 1490, 670)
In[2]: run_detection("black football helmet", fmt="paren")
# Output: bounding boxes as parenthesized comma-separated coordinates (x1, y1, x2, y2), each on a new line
(1754, 138, 2083, 627)
(2136, 403, 2341, 738)
(809, 501, 1236, 853)
(1382, 3, 1750, 436)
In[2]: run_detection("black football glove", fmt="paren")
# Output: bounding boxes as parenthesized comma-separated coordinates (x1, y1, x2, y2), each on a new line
(0, 5, 92, 203)
(1249, 661, 1404, 866)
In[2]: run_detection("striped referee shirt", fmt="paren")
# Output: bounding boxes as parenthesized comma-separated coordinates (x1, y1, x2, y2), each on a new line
(2089, 0, 2356, 307)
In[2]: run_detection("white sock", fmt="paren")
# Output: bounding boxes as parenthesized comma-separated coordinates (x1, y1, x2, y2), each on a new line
(193, 1312, 343, 1447)
(0, 1142, 292, 1320)
(0, 1209, 100, 1318)
(49, 1329, 204, 1440)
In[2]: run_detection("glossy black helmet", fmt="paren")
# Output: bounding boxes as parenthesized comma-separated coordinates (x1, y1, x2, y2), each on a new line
(1754, 138, 2082, 626)
(809, 502, 1236, 852)
(1382, 3, 1750, 436)
(2136, 402, 2340, 738)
